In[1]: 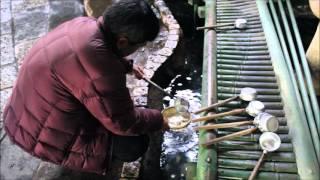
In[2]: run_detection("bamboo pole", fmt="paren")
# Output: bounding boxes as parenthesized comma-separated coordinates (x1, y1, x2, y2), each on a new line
(192, 108, 245, 123)
(219, 150, 296, 162)
(248, 150, 267, 180)
(194, 120, 252, 130)
(217, 141, 293, 152)
(193, 96, 239, 114)
(202, 127, 258, 147)
(217, 168, 299, 179)
(218, 158, 298, 173)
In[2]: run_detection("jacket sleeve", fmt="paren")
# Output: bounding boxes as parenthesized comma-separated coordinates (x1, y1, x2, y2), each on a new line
(82, 75, 164, 136)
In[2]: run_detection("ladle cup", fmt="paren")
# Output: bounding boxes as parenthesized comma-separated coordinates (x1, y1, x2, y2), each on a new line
(248, 132, 281, 180)
(193, 87, 257, 114)
(162, 106, 191, 130)
(192, 100, 265, 123)
(198, 112, 279, 147)
(253, 112, 279, 132)
(194, 112, 279, 133)
(196, 18, 247, 30)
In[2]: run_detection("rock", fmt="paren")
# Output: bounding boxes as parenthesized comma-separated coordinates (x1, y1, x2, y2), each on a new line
(132, 87, 148, 97)
(32, 162, 64, 180)
(133, 96, 148, 106)
(49, 0, 84, 30)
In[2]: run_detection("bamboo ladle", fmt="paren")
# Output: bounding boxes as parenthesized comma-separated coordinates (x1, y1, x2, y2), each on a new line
(198, 113, 279, 147)
(193, 87, 257, 114)
(196, 18, 248, 30)
(192, 100, 265, 123)
(194, 112, 279, 133)
(248, 132, 281, 180)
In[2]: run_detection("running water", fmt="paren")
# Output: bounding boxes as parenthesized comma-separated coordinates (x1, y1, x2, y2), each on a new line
(160, 74, 202, 179)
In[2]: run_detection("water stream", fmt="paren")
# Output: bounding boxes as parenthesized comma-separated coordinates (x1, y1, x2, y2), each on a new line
(160, 63, 202, 179)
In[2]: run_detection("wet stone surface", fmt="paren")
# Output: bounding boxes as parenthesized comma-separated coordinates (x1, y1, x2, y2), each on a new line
(0, 65, 17, 89)
(0, 34, 15, 66)
(14, 8, 49, 42)
(15, 39, 38, 66)
(49, 0, 84, 30)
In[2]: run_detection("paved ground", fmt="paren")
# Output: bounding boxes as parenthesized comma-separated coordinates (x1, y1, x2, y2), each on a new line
(0, 0, 84, 179)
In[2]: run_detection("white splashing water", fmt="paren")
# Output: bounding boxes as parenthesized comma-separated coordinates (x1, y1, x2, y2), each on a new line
(161, 89, 202, 164)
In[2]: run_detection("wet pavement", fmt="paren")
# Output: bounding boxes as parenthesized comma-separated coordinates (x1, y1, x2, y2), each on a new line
(0, 1, 84, 179)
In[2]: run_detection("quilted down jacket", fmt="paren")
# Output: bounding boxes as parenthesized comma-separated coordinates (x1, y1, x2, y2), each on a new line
(3, 17, 164, 174)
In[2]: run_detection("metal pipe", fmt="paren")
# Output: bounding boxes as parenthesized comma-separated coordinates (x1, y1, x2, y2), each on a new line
(256, 1, 320, 178)
(196, 0, 217, 179)
(286, 0, 320, 133)
(277, 0, 320, 163)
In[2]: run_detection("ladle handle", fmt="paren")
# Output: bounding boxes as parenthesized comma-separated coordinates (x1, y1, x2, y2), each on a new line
(193, 96, 239, 114)
(248, 151, 267, 180)
(192, 108, 245, 123)
(196, 23, 234, 30)
(202, 127, 258, 147)
(143, 77, 173, 98)
(194, 120, 253, 131)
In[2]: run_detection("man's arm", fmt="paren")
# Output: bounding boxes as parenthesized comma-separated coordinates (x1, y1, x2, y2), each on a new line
(53, 41, 165, 136)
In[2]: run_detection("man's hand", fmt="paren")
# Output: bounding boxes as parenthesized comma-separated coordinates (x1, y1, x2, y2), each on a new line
(132, 64, 145, 79)
(162, 116, 170, 131)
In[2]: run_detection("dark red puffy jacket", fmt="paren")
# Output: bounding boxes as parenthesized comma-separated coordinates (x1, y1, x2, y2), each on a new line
(3, 17, 163, 174)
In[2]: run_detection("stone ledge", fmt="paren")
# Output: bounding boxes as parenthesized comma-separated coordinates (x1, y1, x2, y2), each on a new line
(126, 0, 182, 107)
(1, 34, 15, 66)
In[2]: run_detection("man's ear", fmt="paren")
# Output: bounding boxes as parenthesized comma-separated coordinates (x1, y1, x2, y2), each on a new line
(116, 36, 129, 49)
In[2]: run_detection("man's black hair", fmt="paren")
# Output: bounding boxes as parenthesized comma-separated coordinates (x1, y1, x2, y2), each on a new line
(103, 0, 160, 44)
